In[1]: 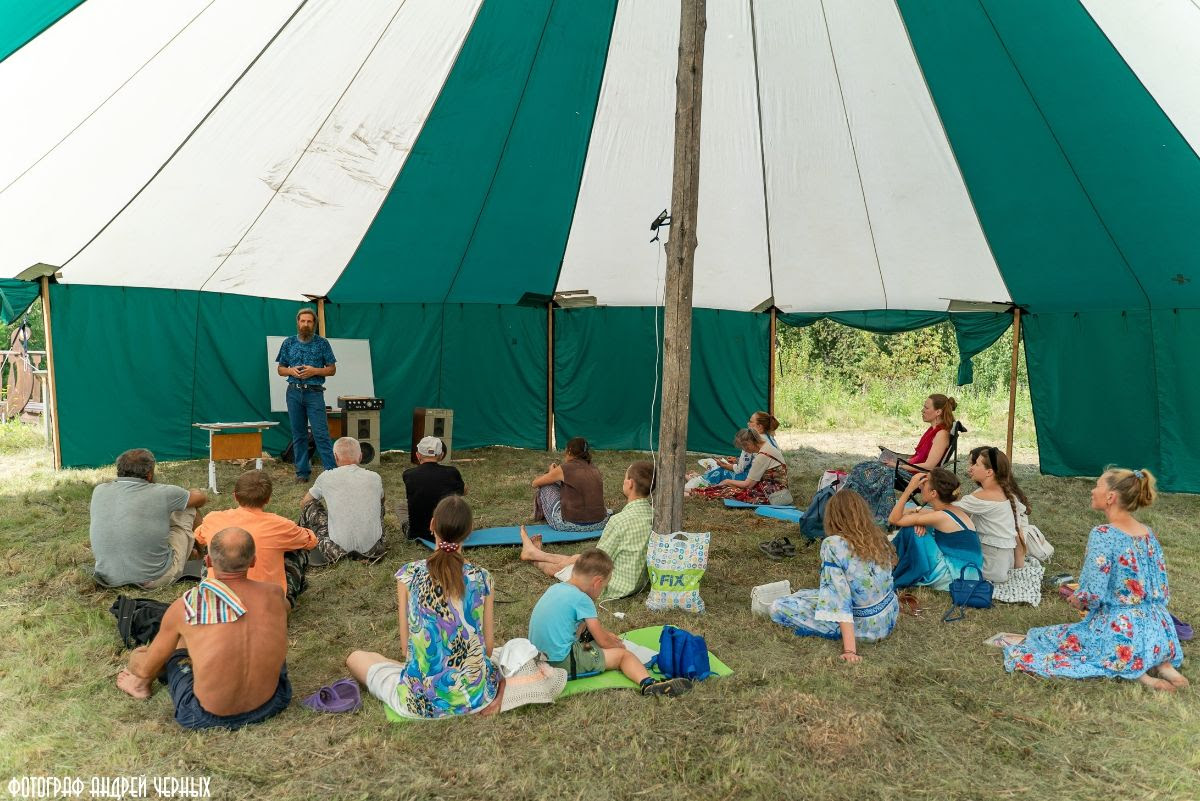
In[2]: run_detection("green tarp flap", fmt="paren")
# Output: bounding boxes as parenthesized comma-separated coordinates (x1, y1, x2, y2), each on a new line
(333, 0, 617, 305)
(51, 285, 198, 466)
(1152, 309, 1200, 492)
(1023, 311, 1162, 483)
(439, 304, 546, 449)
(898, 0, 1200, 313)
(777, 310, 1011, 385)
(554, 307, 768, 455)
(446, 0, 616, 303)
(324, 303, 442, 455)
(0, 278, 39, 324)
(188, 293, 300, 457)
(0, 0, 85, 63)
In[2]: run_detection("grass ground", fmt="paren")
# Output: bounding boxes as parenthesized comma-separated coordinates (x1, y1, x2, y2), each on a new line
(0, 423, 1196, 801)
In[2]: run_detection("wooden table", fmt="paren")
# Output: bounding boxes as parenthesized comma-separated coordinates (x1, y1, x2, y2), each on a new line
(192, 421, 280, 493)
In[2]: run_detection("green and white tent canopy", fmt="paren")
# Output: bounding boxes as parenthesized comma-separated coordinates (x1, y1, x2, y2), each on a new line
(2, 0, 1199, 489)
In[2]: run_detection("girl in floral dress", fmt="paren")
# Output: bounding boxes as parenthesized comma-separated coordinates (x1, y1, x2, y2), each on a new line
(770, 490, 898, 663)
(690, 429, 789, 505)
(346, 495, 503, 717)
(1005, 468, 1187, 692)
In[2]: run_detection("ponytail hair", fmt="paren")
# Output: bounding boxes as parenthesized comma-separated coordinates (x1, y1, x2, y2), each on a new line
(1103, 467, 1157, 511)
(969, 445, 1030, 531)
(751, 411, 780, 434)
(427, 495, 473, 601)
(928, 394, 957, 430)
(564, 436, 592, 464)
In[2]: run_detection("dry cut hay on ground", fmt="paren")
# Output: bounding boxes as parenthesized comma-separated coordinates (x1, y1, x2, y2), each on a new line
(0, 433, 1197, 801)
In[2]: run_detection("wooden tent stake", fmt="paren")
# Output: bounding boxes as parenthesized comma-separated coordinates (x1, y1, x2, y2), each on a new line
(1005, 307, 1022, 458)
(547, 302, 555, 451)
(654, 0, 706, 538)
(40, 276, 62, 470)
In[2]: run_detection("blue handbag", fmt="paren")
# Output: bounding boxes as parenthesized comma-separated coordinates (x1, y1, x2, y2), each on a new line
(943, 563, 993, 622)
(653, 625, 712, 681)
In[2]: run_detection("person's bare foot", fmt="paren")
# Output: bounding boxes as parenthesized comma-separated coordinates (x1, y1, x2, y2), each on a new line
(1137, 673, 1176, 693)
(116, 669, 153, 700)
(479, 679, 505, 717)
(1153, 664, 1189, 690)
(519, 526, 538, 562)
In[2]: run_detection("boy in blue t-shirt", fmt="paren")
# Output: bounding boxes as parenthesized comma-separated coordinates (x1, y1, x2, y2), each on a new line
(528, 548, 692, 698)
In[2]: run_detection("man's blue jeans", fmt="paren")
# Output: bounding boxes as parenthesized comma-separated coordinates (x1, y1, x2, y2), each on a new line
(286, 385, 335, 478)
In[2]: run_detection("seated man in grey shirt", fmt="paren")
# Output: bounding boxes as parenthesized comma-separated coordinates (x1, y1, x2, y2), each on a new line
(300, 437, 385, 565)
(90, 448, 208, 588)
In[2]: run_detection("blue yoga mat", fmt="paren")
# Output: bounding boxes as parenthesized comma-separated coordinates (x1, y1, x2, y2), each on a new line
(418, 524, 600, 550)
(755, 506, 805, 523)
(723, 499, 796, 509)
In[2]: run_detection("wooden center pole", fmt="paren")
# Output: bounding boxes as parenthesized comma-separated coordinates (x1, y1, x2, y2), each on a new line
(1005, 307, 1022, 458)
(654, 0, 706, 538)
(40, 276, 62, 470)
(768, 307, 777, 417)
(316, 297, 327, 338)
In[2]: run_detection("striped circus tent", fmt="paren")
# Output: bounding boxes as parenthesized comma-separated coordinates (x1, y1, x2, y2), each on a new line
(2, 0, 1199, 488)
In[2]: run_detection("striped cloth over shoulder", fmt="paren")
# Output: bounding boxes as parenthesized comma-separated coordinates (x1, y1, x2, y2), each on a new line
(182, 578, 247, 625)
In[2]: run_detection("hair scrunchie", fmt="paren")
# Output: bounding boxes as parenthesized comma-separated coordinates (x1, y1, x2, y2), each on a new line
(1133, 469, 1145, 479)
(436, 541, 461, 553)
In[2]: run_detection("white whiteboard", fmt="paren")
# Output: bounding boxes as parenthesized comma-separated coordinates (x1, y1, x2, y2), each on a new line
(266, 337, 375, 413)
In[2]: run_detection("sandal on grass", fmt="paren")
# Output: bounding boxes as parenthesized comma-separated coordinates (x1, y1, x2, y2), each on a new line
(302, 678, 362, 713)
(758, 537, 796, 560)
(898, 592, 924, 617)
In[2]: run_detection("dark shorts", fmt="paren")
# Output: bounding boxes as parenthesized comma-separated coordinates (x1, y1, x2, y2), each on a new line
(165, 650, 292, 731)
(548, 640, 607, 679)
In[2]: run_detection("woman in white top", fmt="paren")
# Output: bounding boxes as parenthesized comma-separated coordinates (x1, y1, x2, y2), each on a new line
(957, 446, 1043, 604)
(690, 429, 790, 505)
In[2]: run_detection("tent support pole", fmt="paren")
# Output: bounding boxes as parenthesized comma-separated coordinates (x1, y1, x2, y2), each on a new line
(40, 276, 62, 470)
(1005, 307, 1022, 458)
(317, 297, 327, 338)
(546, 302, 555, 452)
(654, 0, 706, 538)
(768, 307, 776, 417)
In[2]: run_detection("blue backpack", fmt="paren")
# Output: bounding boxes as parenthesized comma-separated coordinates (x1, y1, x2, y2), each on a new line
(799, 483, 837, 542)
(653, 625, 712, 681)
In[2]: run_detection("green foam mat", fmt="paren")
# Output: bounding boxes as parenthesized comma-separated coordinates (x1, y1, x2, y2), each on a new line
(383, 625, 732, 722)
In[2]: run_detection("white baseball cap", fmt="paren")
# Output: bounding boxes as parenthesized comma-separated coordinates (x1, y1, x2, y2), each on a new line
(416, 436, 444, 458)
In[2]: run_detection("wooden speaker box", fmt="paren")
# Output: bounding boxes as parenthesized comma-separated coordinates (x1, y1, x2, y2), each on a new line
(412, 407, 453, 463)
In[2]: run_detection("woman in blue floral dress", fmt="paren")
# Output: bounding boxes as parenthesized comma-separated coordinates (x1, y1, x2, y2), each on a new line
(770, 490, 898, 663)
(347, 496, 503, 717)
(1004, 468, 1187, 692)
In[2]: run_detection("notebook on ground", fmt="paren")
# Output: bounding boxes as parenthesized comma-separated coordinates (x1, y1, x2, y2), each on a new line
(418, 524, 599, 550)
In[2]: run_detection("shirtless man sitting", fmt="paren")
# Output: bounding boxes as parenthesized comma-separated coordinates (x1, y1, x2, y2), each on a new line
(116, 527, 292, 730)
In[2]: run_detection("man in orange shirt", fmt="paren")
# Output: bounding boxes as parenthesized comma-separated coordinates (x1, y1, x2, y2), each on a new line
(195, 471, 317, 609)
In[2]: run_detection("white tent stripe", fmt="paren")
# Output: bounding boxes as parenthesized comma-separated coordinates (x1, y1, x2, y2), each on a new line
(691, 0, 771, 311)
(818, 0, 1008, 311)
(202, 0, 482, 298)
(756, 0, 886, 313)
(1081, 0, 1200, 159)
(0, 0, 214, 192)
(0, 0, 304, 280)
(59, 0, 423, 295)
(557, 0, 679, 308)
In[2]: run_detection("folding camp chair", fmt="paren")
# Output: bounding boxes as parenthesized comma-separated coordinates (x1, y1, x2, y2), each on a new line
(893, 420, 967, 491)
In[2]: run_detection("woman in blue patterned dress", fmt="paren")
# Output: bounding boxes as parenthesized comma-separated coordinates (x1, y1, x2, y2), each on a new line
(770, 490, 898, 662)
(347, 495, 503, 717)
(1004, 468, 1187, 692)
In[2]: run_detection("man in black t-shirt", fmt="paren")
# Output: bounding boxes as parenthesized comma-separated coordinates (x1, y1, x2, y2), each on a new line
(402, 437, 465, 540)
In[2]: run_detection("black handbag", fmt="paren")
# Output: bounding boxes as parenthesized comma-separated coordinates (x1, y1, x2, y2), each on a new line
(943, 563, 993, 622)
